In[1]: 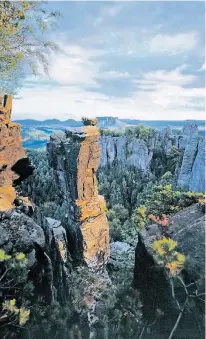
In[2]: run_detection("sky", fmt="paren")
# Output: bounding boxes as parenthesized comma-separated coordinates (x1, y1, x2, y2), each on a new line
(13, 1, 205, 121)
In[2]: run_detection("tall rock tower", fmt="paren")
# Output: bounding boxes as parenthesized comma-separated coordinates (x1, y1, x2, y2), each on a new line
(47, 118, 110, 268)
(0, 93, 33, 211)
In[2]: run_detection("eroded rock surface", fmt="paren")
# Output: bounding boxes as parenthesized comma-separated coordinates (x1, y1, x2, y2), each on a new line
(99, 123, 205, 192)
(0, 94, 33, 211)
(178, 135, 199, 189)
(134, 204, 205, 319)
(0, 93, 69, 305)
(47, 119, 110, 268)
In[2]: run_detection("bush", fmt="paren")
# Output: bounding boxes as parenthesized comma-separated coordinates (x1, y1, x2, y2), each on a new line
(0, 250, 32, 336)
(100, 128, 124, 137)
(138, 183, 205, 218)
(125, 125, 156, 142)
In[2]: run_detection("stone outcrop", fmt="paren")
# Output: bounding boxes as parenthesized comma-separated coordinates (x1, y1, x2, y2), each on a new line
(0, 208, 70, 304)
(99, 124, 205, 192)
(134, 203, 205, 315)
(189, 138, 205, 192)
(47, 119, 110, 268)
(177, 135, 199, 189)
(0, 92, 70, 305)
(0, 93, 33, 211)
(133, 203, 205, 338)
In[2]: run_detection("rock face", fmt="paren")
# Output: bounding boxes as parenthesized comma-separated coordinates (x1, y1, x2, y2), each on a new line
(0, 208, 70, 304)
(0, 94, 33, 211)
(47, 119, 110, 268)
(189, 138, 205, 192)
(134, 204, 205, 320)
(99, 135, 154, 171)
(99, 124, 205, 192)
(178, 135, 199, 189)
(0, 93, 69, 305)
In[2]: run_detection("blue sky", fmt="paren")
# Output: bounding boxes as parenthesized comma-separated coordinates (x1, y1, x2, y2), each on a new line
(13, 1, 205, 120)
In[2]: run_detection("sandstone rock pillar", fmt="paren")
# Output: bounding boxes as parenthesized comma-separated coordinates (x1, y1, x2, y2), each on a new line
(47, 118, 110, 268)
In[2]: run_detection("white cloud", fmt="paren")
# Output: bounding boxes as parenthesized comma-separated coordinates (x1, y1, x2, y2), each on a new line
(100, 70, 131, 79)
(102, 5, 122, 17)
(198, 63, 206, 71)
(150, 32, 198, 54)
(133, 66, 205, 112)
(12, 36, 205, 122)
(134, 66, 195, 88)
(13, 66, 205, 121)
(37, 44, 103, 88)
(94, 4, 122, 26)
(35, 43, 131, 87)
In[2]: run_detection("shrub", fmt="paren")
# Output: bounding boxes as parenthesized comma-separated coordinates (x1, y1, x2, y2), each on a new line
(0, 250, 31, 334)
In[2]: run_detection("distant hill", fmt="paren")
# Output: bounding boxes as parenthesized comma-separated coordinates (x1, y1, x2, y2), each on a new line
(15, 119, 82, 127)
(16, 117, 205, 150)
(15, 117, 205, 129)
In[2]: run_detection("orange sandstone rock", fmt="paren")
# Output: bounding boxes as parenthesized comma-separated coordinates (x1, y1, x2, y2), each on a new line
(47, 119, 110, 267)
(76, 125, 109, 264)
(0, 93, 33, 211)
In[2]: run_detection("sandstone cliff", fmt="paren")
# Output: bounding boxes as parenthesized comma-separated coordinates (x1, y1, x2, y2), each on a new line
(0, 94, 33, 211)
(0, 93, 70, 306)
(99, 124, 205, 192)
(47, 118, 110, 268)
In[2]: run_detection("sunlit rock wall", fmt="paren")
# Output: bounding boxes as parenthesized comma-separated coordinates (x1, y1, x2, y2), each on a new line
(0, 94, 33, 211)
(47, 118, 110, 268)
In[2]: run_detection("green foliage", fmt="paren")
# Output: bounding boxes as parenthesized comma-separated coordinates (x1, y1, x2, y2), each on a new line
(2, 299, 30, 325)
(0, 1, 60, 93)
(138, 182, 205, 217)
(0, 248, 11, 261)
(20, 150, 63, 217)
(131, 205, 147, 231)
(98, 163, 152, 242)
(166, 146, 183, 174)
(98, 163, 151, 212)
(100, 125, 156, 143)
(100, 128, 124, 137)
(0, 250, 32, 334)
(125, 124, 156, 142)
(24, 265, 142, 339)
(22, 150, 204, 245)
(153, 237, 186, 276)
